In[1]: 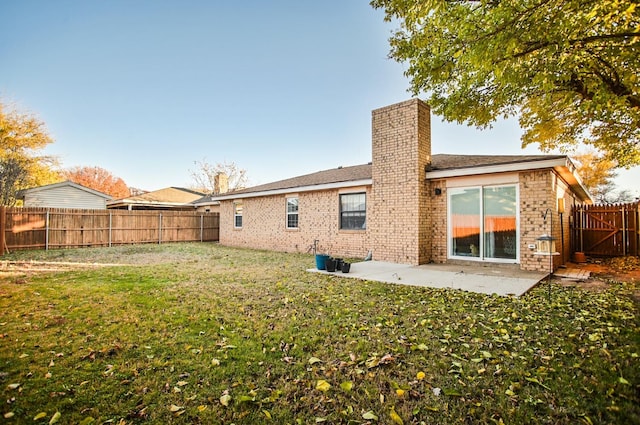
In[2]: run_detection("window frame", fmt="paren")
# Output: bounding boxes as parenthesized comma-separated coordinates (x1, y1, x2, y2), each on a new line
(286, 196, 299, 229)
(234, 202, 243, 229)
(339, 192, 366, 231)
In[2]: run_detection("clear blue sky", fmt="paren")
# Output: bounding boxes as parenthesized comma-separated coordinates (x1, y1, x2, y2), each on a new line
(1, 0, 638, 196)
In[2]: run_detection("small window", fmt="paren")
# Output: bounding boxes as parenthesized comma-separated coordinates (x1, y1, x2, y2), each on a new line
(340, 192, 366, 230)
(286, 197, 299, 229)
(234, 202, 243, 228)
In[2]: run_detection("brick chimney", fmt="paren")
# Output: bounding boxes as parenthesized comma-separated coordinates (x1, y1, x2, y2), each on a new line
(370, 99, 431, 265)
(214, 173, 229, 194)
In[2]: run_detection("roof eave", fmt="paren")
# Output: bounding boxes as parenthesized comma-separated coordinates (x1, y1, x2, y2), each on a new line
(106, 200, 196, 207)
(211, 179, 373, 201)
(19, 181, 113, 200)
(554, 158, 593, 204)
(192, 200, 221, 207)
(426, 157, 593, 204)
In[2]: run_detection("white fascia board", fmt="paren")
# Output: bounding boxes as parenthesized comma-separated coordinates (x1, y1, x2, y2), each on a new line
(106, 200, 194, 207)
(425, 158, 568, 179)
(212, 179, 373, 201)
(193, 200, 220, 207)
(553, 165, 593, 203)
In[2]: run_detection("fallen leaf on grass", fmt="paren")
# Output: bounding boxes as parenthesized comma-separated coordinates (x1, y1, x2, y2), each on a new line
(169, 404, 184, 412)
(4, 412, 14, 419)
(316, 380, 331, 392)
(525, 377, 550, 390)
(308, 356, 323, 365)
(362, 410, 378, 420)
(49, 411, 61, 424)
(220, 394, 232, 407)
(7, 383, 20, 390)
(366, 353, 395, 368)
(389, 406, 403, 425)
(340, 381, 353, 392)
(34, 412, 47, 420)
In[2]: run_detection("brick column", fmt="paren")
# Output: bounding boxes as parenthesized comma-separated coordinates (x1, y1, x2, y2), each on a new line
(370, 99, 431, 265)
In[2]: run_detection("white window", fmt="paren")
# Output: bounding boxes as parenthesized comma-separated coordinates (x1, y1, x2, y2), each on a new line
(286, 197, 298, 229)
(340, 192, 366, 230)
(448, 185, 518, 262)
(234, 202, 243, 228)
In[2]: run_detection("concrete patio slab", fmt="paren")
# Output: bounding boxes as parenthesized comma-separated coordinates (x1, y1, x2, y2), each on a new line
(308, 261, 547, 297)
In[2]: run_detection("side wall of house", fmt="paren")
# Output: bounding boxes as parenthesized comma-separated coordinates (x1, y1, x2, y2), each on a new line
(219, 187, 372, 259)
(519, 170, 556, 271)
(520, 169, 586, 271)
(24, 187, 108, 209)
(427, 179, 448, 263)
(427, 170, 587, 272)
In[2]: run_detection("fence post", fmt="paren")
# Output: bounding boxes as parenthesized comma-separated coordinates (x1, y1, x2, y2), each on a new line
(109, 212, 112, 248)
(200, 214, 204, 242)
(0, 206, 6, 255)
(622, 206, 627, 256)
(45, 209, 50, 251)
(158, 213, 163, 244)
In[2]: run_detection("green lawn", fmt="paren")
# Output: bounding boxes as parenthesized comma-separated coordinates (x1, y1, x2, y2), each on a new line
(1, 243, 638, 424)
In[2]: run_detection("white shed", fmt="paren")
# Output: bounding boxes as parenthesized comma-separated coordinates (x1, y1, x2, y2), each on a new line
(18, 181, 113, 209)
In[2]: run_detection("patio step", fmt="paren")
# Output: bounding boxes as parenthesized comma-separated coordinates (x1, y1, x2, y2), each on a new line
(554, 268, 591, 281)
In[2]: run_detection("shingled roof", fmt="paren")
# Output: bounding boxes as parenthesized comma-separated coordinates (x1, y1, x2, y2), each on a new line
(107, 187, 206, 209)
(220, 164, 372, 196)
(428, 154, 566, 171)
(212, 154, 571, 199)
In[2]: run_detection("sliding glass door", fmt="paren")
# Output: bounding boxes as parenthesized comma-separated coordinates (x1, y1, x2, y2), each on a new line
(449, 185, 518, 262)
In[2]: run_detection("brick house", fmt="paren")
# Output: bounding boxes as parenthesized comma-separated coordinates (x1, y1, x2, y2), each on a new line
(210, 99, 592, 272)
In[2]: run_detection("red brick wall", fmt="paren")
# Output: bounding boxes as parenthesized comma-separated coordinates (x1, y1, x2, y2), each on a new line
(219, 187, 372, 259)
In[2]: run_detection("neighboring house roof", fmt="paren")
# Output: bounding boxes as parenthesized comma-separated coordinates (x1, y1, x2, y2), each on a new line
(191, 195, 221, 207)
(17, 181, 112, 200)
(211, 154, 591, 202)
(107, 187, 205, 209)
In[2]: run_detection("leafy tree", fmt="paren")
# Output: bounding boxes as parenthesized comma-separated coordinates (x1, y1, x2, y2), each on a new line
(0, 101, 60, 205)
(371, 0, 640, 167)
(572, 151, 635, 203)
(63, 166, 131, 199)
(189, 160, 248, 194)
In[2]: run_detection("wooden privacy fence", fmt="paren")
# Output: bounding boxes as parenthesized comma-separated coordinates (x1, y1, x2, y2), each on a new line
(0, 207, 219, 254)
(572, 202, 639, 257)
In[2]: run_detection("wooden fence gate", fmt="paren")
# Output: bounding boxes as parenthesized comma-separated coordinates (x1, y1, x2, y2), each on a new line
(572, 202, 639, 257)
